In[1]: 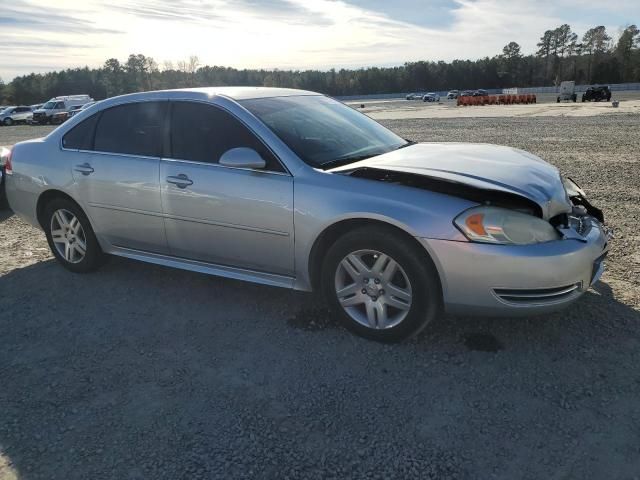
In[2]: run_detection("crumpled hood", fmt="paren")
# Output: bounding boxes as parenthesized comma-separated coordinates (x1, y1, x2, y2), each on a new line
(333, 143, 572, 219)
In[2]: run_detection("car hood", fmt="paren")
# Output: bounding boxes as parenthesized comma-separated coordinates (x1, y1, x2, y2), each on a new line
(332, 142, 572, 219)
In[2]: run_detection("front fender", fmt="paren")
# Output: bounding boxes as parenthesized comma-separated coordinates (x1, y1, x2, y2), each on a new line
(292, 169, 476, 290)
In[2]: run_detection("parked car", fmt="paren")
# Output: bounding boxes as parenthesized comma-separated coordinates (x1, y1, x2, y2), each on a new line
(31, 95, 93, 124)
(5, 87, 610, 342)
(423, 93, 440, 102)
(0, 146, 10, 206)
(459, 90, 474, 97)
(447, 90, 459, 99)
(473, 89, 489, 96)
(0, 106, 33, 126)
(69, 101, 97, 118)
(557, 81, 577, 103)
(51, 111, 71, 125)
(405, 93, 427, 100)
(582, 86, 611, 102)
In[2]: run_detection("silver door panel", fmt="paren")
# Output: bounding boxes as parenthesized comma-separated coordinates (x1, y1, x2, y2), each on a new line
(72, 152, 169, 253)
(160, 159, 294, 275)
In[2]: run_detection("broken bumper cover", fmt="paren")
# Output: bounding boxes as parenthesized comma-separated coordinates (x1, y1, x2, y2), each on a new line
(420, 216, 610, 316)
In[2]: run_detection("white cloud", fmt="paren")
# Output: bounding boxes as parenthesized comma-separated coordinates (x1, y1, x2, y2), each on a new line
(0, 0, 637, 80)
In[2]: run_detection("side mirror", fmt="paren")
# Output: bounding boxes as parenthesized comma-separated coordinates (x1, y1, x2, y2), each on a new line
(219, 147, 266, 170)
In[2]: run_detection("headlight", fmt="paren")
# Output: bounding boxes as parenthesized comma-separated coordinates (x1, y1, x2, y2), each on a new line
(454, 206, 560, 245)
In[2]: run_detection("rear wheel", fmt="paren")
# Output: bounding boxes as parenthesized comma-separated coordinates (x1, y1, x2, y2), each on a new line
(43, 198, 104, 273)
(322, 226, 441, 342)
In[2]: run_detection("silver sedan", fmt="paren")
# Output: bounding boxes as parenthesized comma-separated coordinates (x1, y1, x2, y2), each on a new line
(5, 87, 610, 342)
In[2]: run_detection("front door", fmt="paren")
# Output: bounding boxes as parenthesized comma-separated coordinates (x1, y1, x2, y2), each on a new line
(160, 101, 294, 276)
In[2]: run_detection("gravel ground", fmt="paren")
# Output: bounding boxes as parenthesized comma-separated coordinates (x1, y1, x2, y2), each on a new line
(1, 113, 639, 480)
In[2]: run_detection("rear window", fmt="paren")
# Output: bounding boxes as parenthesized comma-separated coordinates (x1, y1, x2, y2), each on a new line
(62, 114, 99, 150)
(94, 102, 166, 157)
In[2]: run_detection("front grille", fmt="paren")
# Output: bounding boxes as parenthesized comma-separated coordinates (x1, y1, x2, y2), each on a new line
(493, 283, 581, 305)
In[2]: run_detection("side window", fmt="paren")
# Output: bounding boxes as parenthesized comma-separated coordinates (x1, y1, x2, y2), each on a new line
(62, 113, 100, 150)
(170, 101, 283, 172)
(94, 102, 166, 157)
(54, 102, 65, 109)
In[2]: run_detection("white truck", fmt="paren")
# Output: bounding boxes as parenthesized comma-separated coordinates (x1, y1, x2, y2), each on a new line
(31, 95, 94, 124)
(556, 81, 577, 103)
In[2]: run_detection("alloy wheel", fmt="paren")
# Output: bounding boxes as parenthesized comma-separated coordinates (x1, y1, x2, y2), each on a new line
(334, 249, 413, 330)
(50, 209, 87, 264)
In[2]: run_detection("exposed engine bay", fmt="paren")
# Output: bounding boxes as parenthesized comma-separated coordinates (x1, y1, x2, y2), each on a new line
(343, 167, 607, 238)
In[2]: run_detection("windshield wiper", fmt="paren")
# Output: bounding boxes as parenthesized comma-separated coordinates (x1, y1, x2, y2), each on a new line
(320, 154, 377, 170)
(321, 141, 414, 170)
(396, 140, 415, 150)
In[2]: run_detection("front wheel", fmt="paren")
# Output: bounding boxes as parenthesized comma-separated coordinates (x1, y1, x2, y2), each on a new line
(322, 226, 441, 342)
(3, 118, 13, 126)
(43, 198, 105, 273)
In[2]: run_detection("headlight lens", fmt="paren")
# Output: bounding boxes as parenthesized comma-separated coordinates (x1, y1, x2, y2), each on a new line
(454, 206, 560, 245)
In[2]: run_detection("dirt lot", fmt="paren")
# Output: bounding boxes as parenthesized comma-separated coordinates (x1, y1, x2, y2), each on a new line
(347, 91, 640, 120)
(1, 109, 640, 479)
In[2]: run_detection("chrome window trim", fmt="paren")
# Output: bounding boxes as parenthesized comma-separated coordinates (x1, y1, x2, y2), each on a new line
(77, 149, 161, 161)
(160, 156, 291, 177)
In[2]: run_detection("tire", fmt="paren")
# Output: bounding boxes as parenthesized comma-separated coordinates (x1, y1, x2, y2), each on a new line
(3, 118, 13, 126)
(43, 197, 105, 273)
(321, 226, 441, 342)
(0, 174, 7, 209)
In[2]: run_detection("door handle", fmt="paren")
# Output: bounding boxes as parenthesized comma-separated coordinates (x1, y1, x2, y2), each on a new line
(166, 174, 193, 188)
(74, 163, 94, 175)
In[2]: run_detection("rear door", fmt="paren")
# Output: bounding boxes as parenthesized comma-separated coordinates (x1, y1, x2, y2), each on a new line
(160, 101, 294, 275)
(68, 101, 170, 253)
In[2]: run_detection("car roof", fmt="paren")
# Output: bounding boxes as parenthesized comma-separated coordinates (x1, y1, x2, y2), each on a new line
(98, 87, 321, 108)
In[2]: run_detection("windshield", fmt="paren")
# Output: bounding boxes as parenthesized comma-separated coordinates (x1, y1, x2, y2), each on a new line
(42, 101, 57, 109)
(241, 95, 407, 168)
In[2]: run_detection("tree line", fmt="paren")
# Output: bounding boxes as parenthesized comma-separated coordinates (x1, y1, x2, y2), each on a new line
(1, 24, 638, 105)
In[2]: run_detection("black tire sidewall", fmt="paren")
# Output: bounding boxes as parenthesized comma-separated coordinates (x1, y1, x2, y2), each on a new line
(321, 226, 441, 342)
(43, 198, 103, 273)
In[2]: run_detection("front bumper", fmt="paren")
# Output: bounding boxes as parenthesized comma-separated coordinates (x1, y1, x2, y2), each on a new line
(421, 216, 610, 316)
(31, 113, 48, 124)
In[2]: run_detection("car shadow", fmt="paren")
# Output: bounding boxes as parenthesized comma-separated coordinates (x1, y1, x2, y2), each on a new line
(0, 208, 12, 222)
(1, 254, 639, 478)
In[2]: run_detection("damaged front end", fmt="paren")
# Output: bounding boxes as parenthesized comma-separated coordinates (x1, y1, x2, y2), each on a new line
(553, 177, 613, 244)
(347, 167, 542, 216)
(343, 167, 612, 245)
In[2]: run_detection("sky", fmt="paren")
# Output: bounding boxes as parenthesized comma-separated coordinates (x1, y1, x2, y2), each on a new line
(1, 0, 638, 80)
